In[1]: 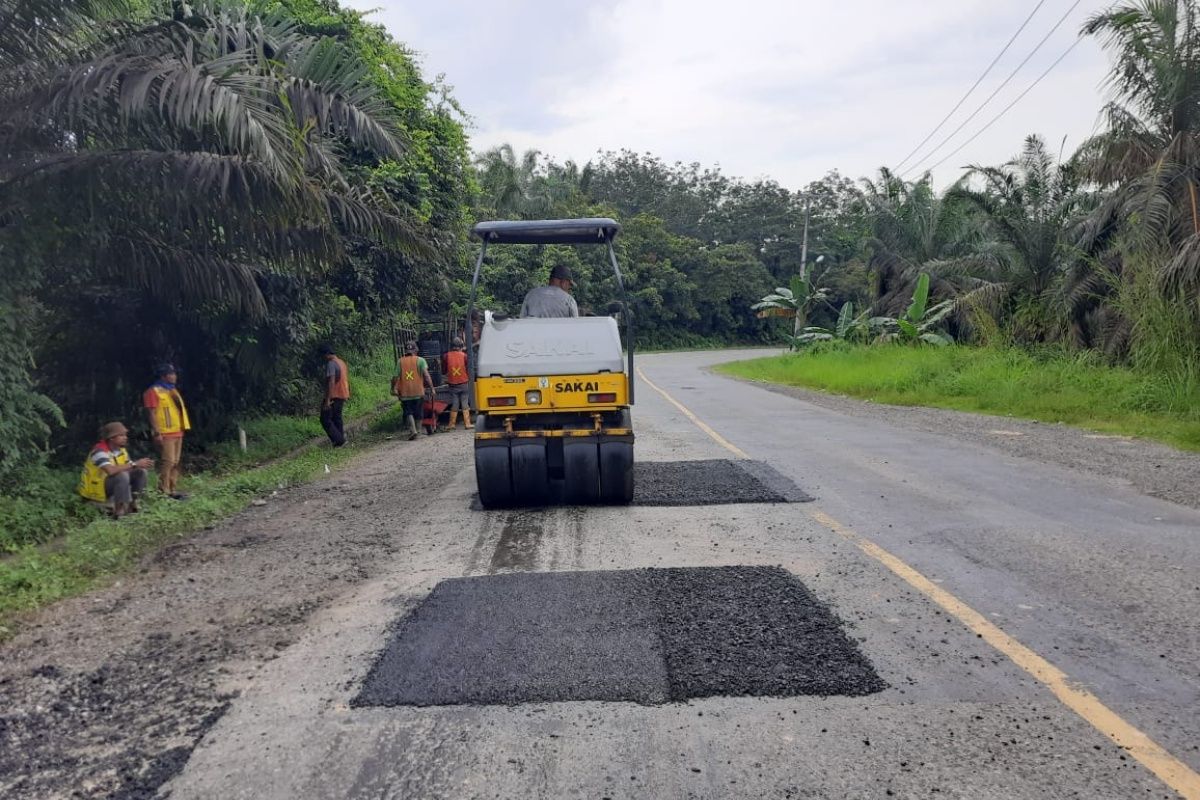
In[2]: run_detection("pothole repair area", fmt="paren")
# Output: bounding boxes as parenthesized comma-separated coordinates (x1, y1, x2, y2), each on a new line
(633, 459, 812, 506)
(353, 566, 884, 708)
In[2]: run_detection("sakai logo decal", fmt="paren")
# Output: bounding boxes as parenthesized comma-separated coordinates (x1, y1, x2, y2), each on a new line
(504, 340, 595, 359)
(538, 377, 549, 389)
(554, 380, 600, 392)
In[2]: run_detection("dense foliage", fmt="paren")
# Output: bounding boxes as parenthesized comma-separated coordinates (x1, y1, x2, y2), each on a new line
(3, 0, 1199, 487)
(0, 0, 472, 480)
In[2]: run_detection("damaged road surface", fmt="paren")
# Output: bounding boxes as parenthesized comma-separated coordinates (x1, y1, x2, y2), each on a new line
(4, 350, 1200, 799)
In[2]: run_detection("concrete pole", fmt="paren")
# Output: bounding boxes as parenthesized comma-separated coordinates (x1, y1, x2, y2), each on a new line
(794, 199, 811, 339)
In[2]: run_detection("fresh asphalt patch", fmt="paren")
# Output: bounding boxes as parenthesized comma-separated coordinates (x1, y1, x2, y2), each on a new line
(632, 459, 813, 506)
(353, 566, 884, 708)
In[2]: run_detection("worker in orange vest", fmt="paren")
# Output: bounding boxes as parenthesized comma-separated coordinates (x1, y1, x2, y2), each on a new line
(393, 341, 434, 440)
(443, 337, 471, 431)
(319, 344, 351, 447)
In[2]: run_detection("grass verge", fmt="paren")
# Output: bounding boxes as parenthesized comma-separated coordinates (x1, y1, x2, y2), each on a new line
(717, 345, 1200, 452)
(0, 351, 406, 635)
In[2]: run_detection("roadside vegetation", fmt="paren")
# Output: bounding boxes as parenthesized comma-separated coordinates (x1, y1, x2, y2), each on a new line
(719, 346, 1200, 452)
(3, 0, 1199, 618)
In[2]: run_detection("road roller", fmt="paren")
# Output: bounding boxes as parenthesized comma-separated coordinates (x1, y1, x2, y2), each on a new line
(466, 218, 635, 508)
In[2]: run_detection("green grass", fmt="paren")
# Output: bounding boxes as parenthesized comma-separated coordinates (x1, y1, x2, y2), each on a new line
(717, 345, 1200, 452)
(0, 350, 402, 634)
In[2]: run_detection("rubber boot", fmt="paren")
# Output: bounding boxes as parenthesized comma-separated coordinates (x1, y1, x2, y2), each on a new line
(447, 410, 458, 431)
(464, 411, 474, 430)
(406, 415, 419, 440)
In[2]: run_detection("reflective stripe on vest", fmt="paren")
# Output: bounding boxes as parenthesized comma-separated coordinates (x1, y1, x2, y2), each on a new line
(150, 386, 191, 435)
(445, 350, 468, 385)
(78, 445, 129, 502)
(397, 355, 424, 397)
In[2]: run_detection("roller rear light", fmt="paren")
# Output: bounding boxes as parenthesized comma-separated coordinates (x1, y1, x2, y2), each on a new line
(588, 392, 617, 403)
(488, 396, 517, 407)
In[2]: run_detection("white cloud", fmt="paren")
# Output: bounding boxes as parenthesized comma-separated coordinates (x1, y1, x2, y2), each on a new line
(349, 0, 1114, 189)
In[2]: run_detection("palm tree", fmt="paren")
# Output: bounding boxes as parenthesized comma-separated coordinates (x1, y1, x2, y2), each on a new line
(952, 135, 1091, 342)
(473, 144, 578, 219)
(858, 169, 984, 316)
(1078, 0, 1200, 298)
(0, 0, 429, 318)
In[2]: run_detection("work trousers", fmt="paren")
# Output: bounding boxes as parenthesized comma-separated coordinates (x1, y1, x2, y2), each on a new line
(448, 385, 470, 411)
(401, 397, 424, 429)
(106, 468, 148, 505)
(156, 436, 183, 494)
(321, 398, 346, 446)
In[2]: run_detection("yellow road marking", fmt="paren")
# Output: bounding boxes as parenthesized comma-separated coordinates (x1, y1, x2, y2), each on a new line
(635, 366, 750, 459)
(641, 364, 1200, 800)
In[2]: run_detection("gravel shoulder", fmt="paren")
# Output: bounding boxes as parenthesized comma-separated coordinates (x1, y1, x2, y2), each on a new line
(0, 433, 470, 800)
(731, 376, 1200, 510)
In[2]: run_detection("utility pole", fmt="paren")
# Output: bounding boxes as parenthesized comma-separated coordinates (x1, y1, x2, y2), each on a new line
(794, 197, 811, 339)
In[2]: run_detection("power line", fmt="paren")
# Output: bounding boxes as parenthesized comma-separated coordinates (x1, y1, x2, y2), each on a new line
(893, 0, 1048, 173)
(902, 0, 1084, 178)
(924, 36, 1086, 175)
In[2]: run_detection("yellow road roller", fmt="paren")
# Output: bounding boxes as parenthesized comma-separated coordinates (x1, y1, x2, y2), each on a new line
(467, 218, 634, 507)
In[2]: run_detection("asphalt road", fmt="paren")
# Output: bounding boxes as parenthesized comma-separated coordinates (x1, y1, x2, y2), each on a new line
(152, 349, 1200, 799)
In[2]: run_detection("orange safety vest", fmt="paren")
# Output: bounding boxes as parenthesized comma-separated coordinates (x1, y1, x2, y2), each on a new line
(328, 355, 350, 400)
(445, 350, 468, 385)
(395, 354, 425, 398)
(148, 385, 191, 436)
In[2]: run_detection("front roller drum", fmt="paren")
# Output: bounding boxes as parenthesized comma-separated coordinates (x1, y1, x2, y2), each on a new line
(510, 439, 551, 507)
(475, 442, 514, 509)
(599, 441, 634, 504)
(563, 438, 600, 504)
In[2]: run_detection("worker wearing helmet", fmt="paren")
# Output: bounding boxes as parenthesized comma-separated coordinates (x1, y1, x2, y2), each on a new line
(443, 337, 471, 431)
(393, 341, 434, 440)
(520, 264, 579, 318)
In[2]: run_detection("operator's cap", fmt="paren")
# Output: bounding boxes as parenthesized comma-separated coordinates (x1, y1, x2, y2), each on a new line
(154, 362, 177, 377)
(99, 421, 128, 440)
(404, 341, 418, 353)
(550, 264, 575, 285)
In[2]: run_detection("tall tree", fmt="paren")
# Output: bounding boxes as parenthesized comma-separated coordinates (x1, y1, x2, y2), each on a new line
(954, 135, 1090, 342)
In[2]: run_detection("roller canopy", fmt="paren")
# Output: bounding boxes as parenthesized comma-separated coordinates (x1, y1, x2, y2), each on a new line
(472, 218, 621, 245)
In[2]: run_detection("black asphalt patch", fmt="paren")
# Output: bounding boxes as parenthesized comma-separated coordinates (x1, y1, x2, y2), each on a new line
(353, 566, 884, 707)
(632, 459, 813, 506)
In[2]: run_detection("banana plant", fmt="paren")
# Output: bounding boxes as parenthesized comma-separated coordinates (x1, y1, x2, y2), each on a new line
(792, 301, 870, 347)
(868, 273, 955, 345)
(753, 275, 831, 349)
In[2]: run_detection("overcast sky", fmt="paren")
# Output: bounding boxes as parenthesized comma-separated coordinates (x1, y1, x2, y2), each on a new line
(345, 0, 1114, 190)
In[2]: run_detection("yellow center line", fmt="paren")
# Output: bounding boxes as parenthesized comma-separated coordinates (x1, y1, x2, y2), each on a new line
(638, 363, 1200, 800)
(635, 366, 750, 459)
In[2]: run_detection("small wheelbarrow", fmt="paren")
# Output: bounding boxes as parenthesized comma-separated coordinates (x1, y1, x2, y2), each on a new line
(422, 398, 449, 435)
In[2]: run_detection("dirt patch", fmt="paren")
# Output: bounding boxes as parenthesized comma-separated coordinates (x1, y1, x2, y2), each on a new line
(0, 435, 470, 799)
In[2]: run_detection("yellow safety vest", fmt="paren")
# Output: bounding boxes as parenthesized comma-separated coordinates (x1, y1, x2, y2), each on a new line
(149, 385, 191, 435)
(79, 445, 129, 502)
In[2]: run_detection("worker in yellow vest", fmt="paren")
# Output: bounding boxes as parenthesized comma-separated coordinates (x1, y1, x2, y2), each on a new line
(143, 363, 190, 499)
(443, 337, 471, 430)
(79, 422, 153, 519)
(319, 344, 351, 447)
(393, 341, 434, 441)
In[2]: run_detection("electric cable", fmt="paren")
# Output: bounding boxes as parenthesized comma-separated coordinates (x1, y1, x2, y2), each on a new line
(924, 35, 1086, 175)
(902, 0, 1083, 178)
(893, 0, 1048, 173)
